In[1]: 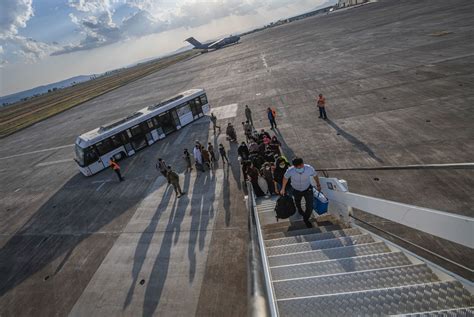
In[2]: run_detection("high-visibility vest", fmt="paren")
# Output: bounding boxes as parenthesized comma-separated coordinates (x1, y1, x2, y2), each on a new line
(110, 160, 120, 170)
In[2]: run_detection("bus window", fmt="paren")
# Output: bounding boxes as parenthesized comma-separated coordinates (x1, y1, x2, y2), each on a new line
(146, 119, 154, 129)
(110, 134, 122, 148)
(95, 139, 114, 156)
(177, 103, 191, 117)
(120, 131, 129, 144)
(84, 147, 99, 166)
(195, 97, 202, 106)
(130, 125, 142, 137)
(200, 94, 208, 105)
(75, 145, 85, 166)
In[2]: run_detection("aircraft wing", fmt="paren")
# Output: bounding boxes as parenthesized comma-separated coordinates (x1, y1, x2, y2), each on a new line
(208, 38, 226, 49)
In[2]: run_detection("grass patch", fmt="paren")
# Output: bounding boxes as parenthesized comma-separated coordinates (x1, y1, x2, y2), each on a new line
(0, 50, 200, 138)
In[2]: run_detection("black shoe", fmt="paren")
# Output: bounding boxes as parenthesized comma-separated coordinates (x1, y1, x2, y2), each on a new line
(304, 220, 313, 228)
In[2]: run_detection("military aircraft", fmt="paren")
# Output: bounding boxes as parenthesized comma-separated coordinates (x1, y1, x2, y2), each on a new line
(185, 35, 240, 50)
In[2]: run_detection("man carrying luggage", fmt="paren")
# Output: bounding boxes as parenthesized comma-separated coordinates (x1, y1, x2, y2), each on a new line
(280, 157, 321, 228)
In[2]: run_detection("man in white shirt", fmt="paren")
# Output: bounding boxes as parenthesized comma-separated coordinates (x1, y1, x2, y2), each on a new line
(281, 157, 321, 228)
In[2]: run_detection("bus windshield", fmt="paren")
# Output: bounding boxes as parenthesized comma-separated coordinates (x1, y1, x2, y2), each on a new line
(75, 144, 85, 166)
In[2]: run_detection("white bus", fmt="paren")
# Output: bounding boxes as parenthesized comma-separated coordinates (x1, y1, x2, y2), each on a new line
(74, 88, 210, 176)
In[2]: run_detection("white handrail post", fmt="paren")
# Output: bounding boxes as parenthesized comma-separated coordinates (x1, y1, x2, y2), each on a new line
(319, 177, 353, 225)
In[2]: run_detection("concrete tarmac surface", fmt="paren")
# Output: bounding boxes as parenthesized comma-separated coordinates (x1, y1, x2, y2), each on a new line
(1, 0, 473, 315)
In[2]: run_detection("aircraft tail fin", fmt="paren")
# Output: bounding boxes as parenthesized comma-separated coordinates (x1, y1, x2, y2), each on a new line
(185, 37, 206, 49)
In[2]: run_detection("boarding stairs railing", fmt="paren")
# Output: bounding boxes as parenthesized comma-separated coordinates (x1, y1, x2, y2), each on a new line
(247, 177, 474, 316)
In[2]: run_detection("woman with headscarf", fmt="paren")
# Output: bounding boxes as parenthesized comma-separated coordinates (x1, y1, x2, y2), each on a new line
(247, 163, 265, 197)
(273, 156, 292, 195)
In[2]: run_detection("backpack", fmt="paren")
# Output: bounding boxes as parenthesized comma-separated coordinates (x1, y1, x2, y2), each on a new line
(274, 195, 296, 221)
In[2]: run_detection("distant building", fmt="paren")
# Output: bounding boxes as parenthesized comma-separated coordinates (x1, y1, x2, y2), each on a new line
(338, 0, 368, 8)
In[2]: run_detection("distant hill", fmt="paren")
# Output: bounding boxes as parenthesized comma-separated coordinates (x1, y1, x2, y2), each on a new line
(0, 75, 95, 106)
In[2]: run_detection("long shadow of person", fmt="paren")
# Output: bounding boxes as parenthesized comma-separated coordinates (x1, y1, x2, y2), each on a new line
(123, 178, 172, 310)
(141, 168, 193, 316)
(325, 119, 384, 163)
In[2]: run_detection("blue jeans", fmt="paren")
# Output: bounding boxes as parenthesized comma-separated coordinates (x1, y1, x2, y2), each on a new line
(318, 107, 327, 119)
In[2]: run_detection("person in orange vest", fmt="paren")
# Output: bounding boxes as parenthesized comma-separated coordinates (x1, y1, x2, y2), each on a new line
(109, 158, 124, 182)
(267, 107, 277, 129)
(317, 93, 327, 120)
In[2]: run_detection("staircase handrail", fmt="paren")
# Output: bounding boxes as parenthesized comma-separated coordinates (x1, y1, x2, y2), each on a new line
(247, 181, 279, 317)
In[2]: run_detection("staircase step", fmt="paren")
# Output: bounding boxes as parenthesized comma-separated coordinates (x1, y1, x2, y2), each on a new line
(264, 224, 344, 240)
(265, 228, 362, 247)
(276, 281, 473, 317)
(391, 307, 474, 316)
(269, 242, 390, 267)
(273, 264, 438, 299)
(266, 234, 375, 256)
(271, 251, 411, 281)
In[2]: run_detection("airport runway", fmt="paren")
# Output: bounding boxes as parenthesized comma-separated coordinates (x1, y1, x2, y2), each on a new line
(1, 0, 473, 315)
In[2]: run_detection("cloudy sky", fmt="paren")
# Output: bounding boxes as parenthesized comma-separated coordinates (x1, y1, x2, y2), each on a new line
(0, 0, 332, 96)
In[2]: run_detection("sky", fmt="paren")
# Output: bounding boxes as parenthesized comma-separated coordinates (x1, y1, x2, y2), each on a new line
(0, 0, 332, 96)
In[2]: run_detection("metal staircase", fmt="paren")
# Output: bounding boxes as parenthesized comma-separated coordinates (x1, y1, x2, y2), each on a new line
(250, 195, 473, 317)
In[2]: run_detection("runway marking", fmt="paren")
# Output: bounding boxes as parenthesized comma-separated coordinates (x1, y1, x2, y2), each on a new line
(36, 158, 74, 167)
(0, 144, 73, 161)
(261, 53, 269, 69)
(95, 182, 107, 192)
(211, 103, 238, 120)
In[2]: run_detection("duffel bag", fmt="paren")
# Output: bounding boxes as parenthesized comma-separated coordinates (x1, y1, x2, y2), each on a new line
(274, 195, 296, 221)
(313, 189, 329, 215)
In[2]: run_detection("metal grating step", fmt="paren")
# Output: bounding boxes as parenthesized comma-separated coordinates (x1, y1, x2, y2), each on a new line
(263, 224, 343, 240)
(271, 251, 411, 281)
(391, 307, 474, 316)
(269, 242, 390, 267)
(264, 228, 362, 247)
(266, 234, 375, 256)
(273, 264, 438, 299)
(276, 281, 473, 317)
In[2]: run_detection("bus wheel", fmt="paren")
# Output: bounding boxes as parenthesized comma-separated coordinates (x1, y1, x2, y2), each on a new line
(114, 152, 124, 160)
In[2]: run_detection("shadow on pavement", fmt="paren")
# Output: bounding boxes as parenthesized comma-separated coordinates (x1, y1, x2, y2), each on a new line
(325, 119, 384, 164)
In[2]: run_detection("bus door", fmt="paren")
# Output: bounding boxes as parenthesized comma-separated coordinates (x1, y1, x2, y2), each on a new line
(129, 124, 148, 151)
(189, 99, 203, 119)
(158, 111, 177, 135)
(120, 131, 135, 156)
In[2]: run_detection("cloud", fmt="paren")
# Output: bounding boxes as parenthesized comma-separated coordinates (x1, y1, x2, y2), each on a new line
(0, 0, 34, 37)
(0, 0, 57, 63)
(54, 0, 277, 55)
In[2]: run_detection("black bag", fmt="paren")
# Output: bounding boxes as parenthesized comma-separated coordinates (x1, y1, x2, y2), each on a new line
(274, 195, 296, 221)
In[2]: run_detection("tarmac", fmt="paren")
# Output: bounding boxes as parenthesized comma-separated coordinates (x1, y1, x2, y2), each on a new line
(1, 0, 473, 315)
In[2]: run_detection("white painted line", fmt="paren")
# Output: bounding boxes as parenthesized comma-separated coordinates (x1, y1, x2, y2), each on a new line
(36, 158, 73, 167)
(211, 103, 238, 120)
(96, 182, 106, 192)
(14, 188, 21, 192)
(0, 144, 73, 160)
(91, 179, 112, 184)
(261, 53, 269, 69)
